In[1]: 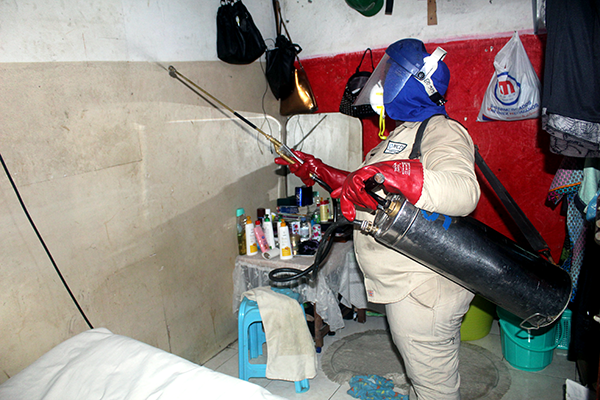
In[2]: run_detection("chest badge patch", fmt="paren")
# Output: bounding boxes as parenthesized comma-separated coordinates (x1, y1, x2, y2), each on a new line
(383, 141, 407, 154)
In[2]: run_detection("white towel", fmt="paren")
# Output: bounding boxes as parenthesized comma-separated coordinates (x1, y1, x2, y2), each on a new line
(242, 287, 317, 381)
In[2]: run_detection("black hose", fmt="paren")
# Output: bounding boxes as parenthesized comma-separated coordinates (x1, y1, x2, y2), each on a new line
(268, 173, 387, 284)
(268, 176, 352, 284)
(268, 215, 347, 283)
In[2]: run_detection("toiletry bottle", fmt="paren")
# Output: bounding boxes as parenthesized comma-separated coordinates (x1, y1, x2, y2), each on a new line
(279, 220, 293, 260)
(254, 220, 270, 253)
(236, 208, 246, 255)
(263, 210, 276, 250)
(256, 208, 265, 223)
(320, 198, 330, 222)
(245, 216, 258, 256)
(299, 216, 311, 242)
(312, 204, 321, 224)
(277, 216, 285, 248)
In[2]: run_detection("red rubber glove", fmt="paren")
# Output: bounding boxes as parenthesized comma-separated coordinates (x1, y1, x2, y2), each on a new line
(274, 150, 349, 191)
(331, 160, 424, 221)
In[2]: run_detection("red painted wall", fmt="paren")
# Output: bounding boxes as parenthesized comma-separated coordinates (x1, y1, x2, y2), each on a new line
(299, 34, 566, 261)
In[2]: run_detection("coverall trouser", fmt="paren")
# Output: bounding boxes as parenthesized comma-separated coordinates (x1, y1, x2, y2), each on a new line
(385, 275, 474, 400)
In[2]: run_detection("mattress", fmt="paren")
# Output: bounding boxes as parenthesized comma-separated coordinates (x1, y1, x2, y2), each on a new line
(0, 328, 288, 400)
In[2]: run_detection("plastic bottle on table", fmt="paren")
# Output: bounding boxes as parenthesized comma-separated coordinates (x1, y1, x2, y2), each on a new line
(319, 198, 330, 222)
(263, 209, 276, 249)
(236, 208, 247, 255)
(299, 216, 311, 242)
(245, 216, 259, 256)
(254, 220, 270, 253)
(279, 220, 293, 260)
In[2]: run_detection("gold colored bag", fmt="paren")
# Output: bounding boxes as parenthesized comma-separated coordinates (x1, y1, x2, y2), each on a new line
(280, 62, 318, 116)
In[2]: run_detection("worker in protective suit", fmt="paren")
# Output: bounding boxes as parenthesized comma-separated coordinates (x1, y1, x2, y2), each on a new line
(275, 38, 480, 400)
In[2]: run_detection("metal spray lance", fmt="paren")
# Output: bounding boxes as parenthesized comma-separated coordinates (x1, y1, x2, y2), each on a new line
(168, 66, 300, 166)
(167, 66, 332, 188)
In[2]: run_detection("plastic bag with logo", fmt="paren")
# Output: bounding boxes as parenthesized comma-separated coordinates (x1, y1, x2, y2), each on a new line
(477, 32, 541, 122)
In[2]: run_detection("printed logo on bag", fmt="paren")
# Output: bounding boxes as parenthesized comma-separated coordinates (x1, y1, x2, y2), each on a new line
(494, 72, 521, 106)
(383, 141, 407, 154)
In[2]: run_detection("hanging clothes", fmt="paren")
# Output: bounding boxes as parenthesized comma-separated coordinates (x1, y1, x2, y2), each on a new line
(541, 0, 600, 157)
(578, 158, 600, 222)
(547, 157, 586, 300)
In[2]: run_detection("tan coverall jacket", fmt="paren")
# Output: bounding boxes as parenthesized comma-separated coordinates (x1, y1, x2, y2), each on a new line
(354, 115, 481, 304)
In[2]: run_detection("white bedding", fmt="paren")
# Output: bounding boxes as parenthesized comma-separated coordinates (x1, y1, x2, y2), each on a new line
(0, 328, 288, 400)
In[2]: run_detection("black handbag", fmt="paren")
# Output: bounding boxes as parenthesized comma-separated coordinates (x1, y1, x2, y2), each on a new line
(216, 0, 267, 65)
(265, 34, 301, 100)
(339, 48, 378, 118)
(265, 0, 304, 100)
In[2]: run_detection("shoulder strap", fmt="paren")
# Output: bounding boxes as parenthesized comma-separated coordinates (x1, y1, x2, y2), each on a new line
(408, 115, 553, 262)
(408, 115, 440, 160)
(272, 0, 281, 35)
(474, 147, 553, 262)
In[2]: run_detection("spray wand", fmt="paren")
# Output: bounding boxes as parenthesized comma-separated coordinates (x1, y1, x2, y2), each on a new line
(168, 66, 301, 165)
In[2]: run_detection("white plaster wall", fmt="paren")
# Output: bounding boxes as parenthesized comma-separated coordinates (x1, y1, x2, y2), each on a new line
(1, 0, 534, 63)
(0, 61, 282, 380)
(282, 0, 534, 57)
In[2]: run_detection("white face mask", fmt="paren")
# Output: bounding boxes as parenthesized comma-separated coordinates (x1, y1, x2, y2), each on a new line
(369, 80, 385, 116)
(369, 80, 388, 140)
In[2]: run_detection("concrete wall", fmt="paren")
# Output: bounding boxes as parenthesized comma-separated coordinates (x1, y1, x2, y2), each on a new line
(0, 60, 282, 380)
(0, 0, 536, 382)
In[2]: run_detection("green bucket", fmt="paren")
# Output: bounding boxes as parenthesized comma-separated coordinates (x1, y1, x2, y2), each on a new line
(497, 307, 560, 371)
(461, 295, 496, 341)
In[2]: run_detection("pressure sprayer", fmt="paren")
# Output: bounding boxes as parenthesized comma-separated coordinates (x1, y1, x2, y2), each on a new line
(356, 175, 571, 329)
(168, 67, 571, 329)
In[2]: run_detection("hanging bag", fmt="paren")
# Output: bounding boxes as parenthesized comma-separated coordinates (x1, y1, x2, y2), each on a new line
(265, 0, 317, 115)
(265, 34, 301, 100)
(477, 32, 541, 121)
(265, 0, 302, 100)
(279, 58, 318, 116)
(339, 48, 378, 118)
(216, 0, 267, 65)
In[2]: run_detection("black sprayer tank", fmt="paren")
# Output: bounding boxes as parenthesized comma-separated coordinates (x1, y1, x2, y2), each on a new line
(360, 193, 572, 328)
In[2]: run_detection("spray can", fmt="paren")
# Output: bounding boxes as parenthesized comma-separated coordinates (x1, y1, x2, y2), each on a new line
(263, 209, 276, 250)
(312, 223, 322, 242)
(245, 216, 258, 256)
(254, 221, 270, 253)
(290, 220, 301, 236)
(279, 220, 293, 260)
(236, 208, 247, 256)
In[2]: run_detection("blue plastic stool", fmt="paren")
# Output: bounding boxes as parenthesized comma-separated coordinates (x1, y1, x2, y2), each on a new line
(238, 296, 310, 393)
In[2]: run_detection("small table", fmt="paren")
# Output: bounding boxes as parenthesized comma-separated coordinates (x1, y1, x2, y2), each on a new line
(233, 241, 367, 349)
